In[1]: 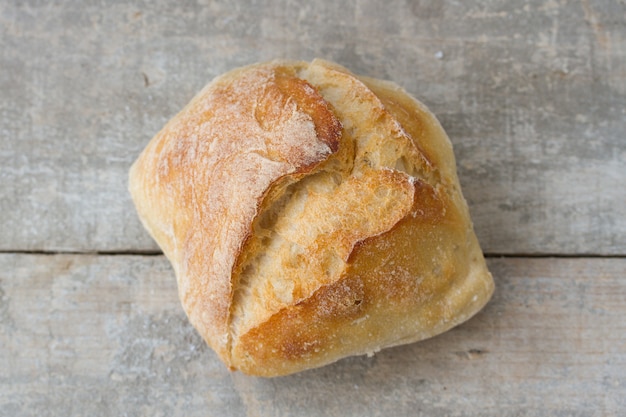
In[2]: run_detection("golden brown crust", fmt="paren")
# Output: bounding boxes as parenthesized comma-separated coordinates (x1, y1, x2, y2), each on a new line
(233, 178, 492, 377)
(129, 59, 494, 377)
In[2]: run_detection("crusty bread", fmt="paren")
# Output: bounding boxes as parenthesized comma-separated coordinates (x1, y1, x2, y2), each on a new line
(129, 59, 494, 377)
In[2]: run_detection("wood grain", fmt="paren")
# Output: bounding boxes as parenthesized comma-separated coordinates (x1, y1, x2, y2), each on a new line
(1, 1, 624, 416)
(1, 254, 623, 416)
(0, 0, 624, 254)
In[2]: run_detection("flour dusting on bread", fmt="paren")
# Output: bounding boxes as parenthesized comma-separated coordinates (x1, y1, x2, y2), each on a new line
(129, 59, 494, 377)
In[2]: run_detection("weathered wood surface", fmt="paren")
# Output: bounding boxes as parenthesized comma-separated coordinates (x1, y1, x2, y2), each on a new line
(1, 1, 625, 416)
(1, 0, 625, 255)
(1, 255, 624, 416)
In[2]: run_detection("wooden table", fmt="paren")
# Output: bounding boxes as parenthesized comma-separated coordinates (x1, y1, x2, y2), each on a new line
(1, 1, 624, 415)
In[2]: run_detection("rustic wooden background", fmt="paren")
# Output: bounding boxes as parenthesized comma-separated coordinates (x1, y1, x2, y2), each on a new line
(1, 0, 624, 416)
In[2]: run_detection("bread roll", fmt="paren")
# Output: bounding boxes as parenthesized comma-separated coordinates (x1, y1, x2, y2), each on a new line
(129, 59, 494, 377)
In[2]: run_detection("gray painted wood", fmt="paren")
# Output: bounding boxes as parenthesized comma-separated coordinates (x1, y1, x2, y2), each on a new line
(1, 1, 625, 415)
(1, 255, 624, 416)
(1, 0, 624, 254)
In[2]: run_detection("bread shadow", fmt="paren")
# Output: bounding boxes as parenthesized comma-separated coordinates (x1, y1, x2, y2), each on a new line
(229, 287, 503, 415)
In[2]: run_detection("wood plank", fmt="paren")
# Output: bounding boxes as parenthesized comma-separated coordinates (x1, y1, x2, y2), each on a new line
(0, 1, 625, 255)
(1, 254, 624, 416)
